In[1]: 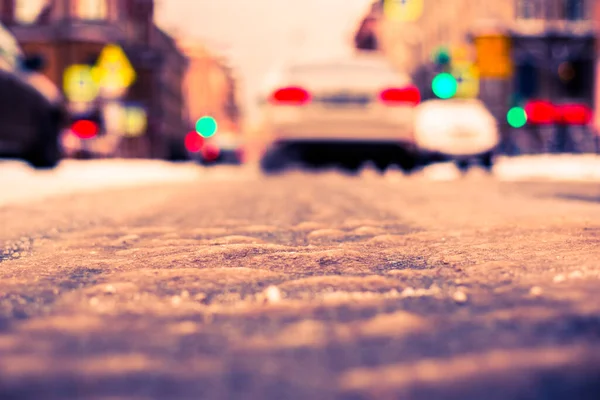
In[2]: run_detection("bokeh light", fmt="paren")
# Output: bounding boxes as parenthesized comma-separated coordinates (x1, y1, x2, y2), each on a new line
(507, 107, 527, 128)
(432, 73, 457, 99)
(452, 63, 480, 98)
(63, 65, 99, 103)
(91, 44, 137, 99)
(558, 62, 575, 82)
(525, 100, 556, 125)
(433, 47, 451, 66)
(185, 131, 204, 152)
(196, 116, 218, 138)
(123, 106, 147, 137)
(382, 0, 424, 22)
(71, 120, 99, 139)
(202, 143, 221, 161)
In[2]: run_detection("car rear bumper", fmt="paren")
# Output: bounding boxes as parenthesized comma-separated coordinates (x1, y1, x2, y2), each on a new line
(271, 139, 417, 155)
(201, 149, 243, 165)
(265, 105, 416, 143)
(61, 132, 118, 158)
(419, 148, 495, 162)
(414, 110, 500, 157)
(272, 121, 414, 143)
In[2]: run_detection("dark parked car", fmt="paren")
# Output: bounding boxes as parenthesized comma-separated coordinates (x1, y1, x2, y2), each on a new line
(185, 130, 245, 166)
(0, 22, 66, 169)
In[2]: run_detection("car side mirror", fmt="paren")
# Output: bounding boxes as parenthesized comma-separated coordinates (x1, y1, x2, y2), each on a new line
(21, 54, 46, 72)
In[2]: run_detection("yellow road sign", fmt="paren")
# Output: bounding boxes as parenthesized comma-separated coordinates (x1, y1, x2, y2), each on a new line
(474, 35, 512, 78)
(123, 106, 147, 137)
(92, 44, 136, 97)
(451, 45, 471, 64)
(63, 64, 99, 103)
(452, 62, 479, 98)
(383, 0, 424, 22)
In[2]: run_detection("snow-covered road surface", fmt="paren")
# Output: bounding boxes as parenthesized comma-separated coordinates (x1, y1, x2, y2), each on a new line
(0, 159, 248, 207)
(1, 166, 600, 399)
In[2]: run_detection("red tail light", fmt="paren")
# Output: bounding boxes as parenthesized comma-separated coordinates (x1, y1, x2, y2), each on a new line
(379, 86, 421, 106)
(71, 120, 98, 139)
(202, 144, 220, 161)
(269, 86, 311, 105)
(555, 104, 592, 125)
(185, 131, 204, 152)
(524, 100, 556, 125)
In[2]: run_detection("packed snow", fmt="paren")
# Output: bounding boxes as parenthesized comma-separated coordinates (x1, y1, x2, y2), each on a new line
(0, 159, 205, 207)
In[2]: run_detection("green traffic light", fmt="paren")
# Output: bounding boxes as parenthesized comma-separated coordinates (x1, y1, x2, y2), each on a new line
(196, 116, 217, 138)
(432, 73, 457, 99)
(507, 107, 527, 128)
(433, 47, 451, 65)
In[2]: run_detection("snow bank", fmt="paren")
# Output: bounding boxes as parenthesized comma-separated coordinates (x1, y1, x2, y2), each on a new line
(0, 159, 203, 207)
(494, 154, 600, 182)
(2, 154, 599, 208)
(415, 154, 600, 182)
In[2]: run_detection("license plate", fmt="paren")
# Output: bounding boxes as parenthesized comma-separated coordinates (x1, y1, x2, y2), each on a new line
(318, 94, 370, 108)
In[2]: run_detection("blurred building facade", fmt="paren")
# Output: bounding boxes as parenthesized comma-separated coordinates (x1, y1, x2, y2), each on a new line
(0, 0, 189, 159)
(355, 0, 597, 153)
(354, 1, 514, 100)
(594, 0, 600, 133)
(178, 39, 241, 134)
(357, 0, 595, 84)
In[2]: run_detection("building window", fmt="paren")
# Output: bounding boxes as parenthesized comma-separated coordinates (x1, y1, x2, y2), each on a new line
(75, 0, 107, 20)
(14, 0, 48, 24)
(563, 0, 586, 20)
(516, 0, 543, 19)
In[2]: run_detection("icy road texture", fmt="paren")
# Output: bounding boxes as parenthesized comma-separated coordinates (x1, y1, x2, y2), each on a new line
(1, 167, 600, 398)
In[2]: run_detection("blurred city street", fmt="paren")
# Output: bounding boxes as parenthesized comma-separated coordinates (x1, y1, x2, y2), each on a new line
(2, 0, 600, 398)
(1, 159, 600, 398)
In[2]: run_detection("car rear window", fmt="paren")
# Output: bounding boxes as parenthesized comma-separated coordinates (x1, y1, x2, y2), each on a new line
(289, 63, 399, 80)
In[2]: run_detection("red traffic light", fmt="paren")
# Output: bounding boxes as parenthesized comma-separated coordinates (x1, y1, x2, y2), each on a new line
(524, 100, 593, 126)
(555, 104, 592, 125)
(71, 120, 99, 139)
(524, 100, 556, 125)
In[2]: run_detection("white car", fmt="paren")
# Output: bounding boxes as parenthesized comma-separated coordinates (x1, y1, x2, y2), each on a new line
(257, 54, 420, 173)
(413, 99, 500, 171)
